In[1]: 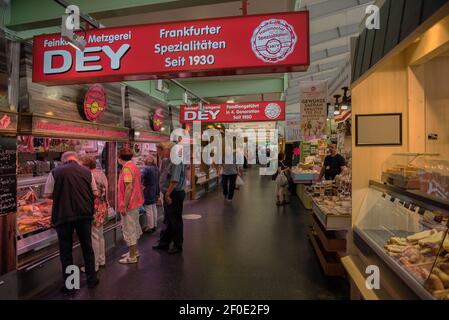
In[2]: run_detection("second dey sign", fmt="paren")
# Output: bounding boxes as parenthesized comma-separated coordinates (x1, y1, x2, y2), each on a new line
(180, 101, 285, 123)
(32, 12, 309, 84)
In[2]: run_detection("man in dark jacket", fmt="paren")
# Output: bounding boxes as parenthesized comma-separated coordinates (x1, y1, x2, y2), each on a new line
(44, 151, 99, 294)
(141, 155, 160, 233)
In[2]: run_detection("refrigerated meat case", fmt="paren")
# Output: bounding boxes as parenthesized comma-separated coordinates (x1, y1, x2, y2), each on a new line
(16, 137, 119, 268)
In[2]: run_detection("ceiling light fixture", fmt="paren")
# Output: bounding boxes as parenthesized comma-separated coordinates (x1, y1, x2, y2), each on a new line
(226, 98, 235, 104)
(333, 94, 341, 116)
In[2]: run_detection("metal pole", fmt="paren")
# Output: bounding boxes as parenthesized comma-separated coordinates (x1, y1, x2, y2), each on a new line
(53, 0, 102, 28)
(241, 0, 248, 16)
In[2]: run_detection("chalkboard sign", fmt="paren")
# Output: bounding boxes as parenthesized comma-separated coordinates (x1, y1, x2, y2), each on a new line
(0, 174, 16, 215)
(0, 137, 16, 175)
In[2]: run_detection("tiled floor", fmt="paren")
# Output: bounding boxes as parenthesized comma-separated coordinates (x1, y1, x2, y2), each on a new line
(40, 167, 348, 300)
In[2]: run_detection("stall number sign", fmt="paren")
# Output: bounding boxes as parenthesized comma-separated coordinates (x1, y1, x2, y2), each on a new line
(180, 101, 285, 123)
(32, 12, 309, 84)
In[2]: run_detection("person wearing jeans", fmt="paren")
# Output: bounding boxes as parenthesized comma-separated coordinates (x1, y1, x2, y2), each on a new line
(44, 151, 99, 294)
(80, 156, 109, 271)
(141, 155, 160, 233)
(221, 164, 242, 202)
(117, 148, 144, 264)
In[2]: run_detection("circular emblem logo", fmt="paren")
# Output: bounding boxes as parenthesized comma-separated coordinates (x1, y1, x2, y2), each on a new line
(150, 107, 165, 131)
(264, 103, 282, 119)
(251, 19, 297, 63)
(84, 84, 107, 122)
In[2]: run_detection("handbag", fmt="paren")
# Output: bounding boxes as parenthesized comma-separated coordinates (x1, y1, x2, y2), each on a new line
(236, 176, 244, 187)
(276, 171, 288, 187)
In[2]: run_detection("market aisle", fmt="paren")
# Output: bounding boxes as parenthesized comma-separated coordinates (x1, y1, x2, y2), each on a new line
(40, 167, 348, 300)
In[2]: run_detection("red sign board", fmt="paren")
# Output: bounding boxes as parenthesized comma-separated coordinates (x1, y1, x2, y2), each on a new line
(180, 101, 285, 123)
(84, 84, 107, 121)
(150, 108, 164, 131)
(32, 12, 309, 85)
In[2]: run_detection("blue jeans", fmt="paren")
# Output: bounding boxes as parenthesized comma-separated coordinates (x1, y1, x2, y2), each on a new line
(222, 174, 237, 200)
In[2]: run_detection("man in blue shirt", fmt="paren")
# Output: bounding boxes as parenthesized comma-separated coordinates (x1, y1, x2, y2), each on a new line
(153, 142, 186, 254)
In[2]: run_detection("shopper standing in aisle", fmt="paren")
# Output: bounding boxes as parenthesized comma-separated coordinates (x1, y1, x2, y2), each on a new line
(44, 151, 99, 294)
(141, 155, 160, 233)
(318, 143, 347, 181)
(80, 156, 109, 272)
(273, 154, 290, 206)
(220, 162, 242, 202)
(117, 148, 144, 264)
(153, 142, 186, 254)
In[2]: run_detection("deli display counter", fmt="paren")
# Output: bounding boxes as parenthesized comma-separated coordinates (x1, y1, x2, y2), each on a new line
(354, 180, 449, 300)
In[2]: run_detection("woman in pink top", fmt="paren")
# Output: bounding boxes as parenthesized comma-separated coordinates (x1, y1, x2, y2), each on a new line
(117, 148, 144, 264)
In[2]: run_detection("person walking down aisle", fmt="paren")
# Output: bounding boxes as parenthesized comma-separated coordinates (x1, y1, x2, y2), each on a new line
(141, 155, 160, 233)
(273, 154, 290, 206)
(221, 163, 242, 202)
(318, 143, 347, 181)
(44, 152, 99, 294)
(153, 142, 186, 255)
(80, 156, 109, 272)
(117, 148, 144, 264)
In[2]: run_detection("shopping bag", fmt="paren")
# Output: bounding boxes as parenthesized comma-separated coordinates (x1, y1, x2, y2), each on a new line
(276, 172, 288, 187)
(236, 176, 244, 187)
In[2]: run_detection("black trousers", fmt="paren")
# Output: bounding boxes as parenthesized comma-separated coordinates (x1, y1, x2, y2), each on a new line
(159, 190, 185, 248)
(55, 219, 97, 286)
(222, 174, 237, 200)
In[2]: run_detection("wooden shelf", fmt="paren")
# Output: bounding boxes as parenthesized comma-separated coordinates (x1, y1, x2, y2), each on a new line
(307, 227, 345, 277)
(311, 213, 346, 252)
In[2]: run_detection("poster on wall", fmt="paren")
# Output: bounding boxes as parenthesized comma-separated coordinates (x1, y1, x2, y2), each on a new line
(299, 81, 328, 141)
(285, 115, 301, 142)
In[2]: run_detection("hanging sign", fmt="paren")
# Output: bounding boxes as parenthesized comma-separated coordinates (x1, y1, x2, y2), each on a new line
(285, 115, 301, 142)
(150, 107, 165, 131)
(83, 84, 107, 121)
(32, 12, 309, 85)
(299, 81, 328, 141)
(180, 101, 285, 123)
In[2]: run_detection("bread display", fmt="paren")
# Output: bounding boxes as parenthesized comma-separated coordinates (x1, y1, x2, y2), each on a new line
(385, 227, 449, 299)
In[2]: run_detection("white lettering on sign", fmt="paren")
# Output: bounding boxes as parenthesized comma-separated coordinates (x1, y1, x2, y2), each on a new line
(184, 110, 220, 121)
(44, 50, 73, 74)
(43, 44, 130, 74)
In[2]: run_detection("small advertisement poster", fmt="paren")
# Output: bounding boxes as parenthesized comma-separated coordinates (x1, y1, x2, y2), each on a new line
(285, 115, 301, 142)
(299, 81, 328, 141)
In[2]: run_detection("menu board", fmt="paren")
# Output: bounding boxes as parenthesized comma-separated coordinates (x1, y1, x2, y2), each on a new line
(0, 175, 16, 215)
(0, 137, 16, 175)
(0, 137, 17, 215)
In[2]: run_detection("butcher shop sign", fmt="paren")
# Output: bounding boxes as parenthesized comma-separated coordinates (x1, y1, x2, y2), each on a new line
(32, 12, 309, 85)
(83, 84, 107, 121)
(180, 101, 285, 123)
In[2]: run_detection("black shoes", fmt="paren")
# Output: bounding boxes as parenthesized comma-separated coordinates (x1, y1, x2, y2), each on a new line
(168, 246, 183, 254)
(60, 286, 77, 296)
(87, 278, 100, 289)
(153, 244, 169, 250)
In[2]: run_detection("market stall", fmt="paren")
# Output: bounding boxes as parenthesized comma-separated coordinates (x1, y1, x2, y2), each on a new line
(0, 31, 19, 299)
(347, 1, 449, 300)
(15, 43, 129, 298)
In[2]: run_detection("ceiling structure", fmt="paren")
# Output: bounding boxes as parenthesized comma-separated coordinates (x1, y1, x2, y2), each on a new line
(285, 0, 374, 107)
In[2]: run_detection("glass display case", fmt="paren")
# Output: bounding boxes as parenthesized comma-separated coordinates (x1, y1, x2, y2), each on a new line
(415, 157, 449, 201)
(381, 153, 439, 190)
(16, 136, 117, 267)
(355, 180, 449, 300)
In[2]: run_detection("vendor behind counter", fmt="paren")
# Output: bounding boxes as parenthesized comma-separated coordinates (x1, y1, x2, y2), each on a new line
(319, 143, 347, 181)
